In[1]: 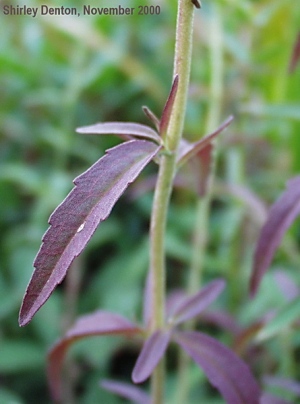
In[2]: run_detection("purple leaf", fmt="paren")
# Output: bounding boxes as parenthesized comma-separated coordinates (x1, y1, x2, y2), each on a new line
(260, 393, 293, 404)
(200, 310, 241, 334)
(289, 32, 300, 73)
(250, 176, 300, 297)
(177, 115, 233, 166)
(263, 375, 300, 397)
(48, 311, 142, 401)
(101, 379, 150, 404)
(166, 289, 188, 318)
(159, 74, 179, 136)
(273, 269, 300, 301)
(132, 330, 171, 383)
(76, 121, 161, 144)
(174, 331, 261, 404)
(168, 279, 226, 326)
(19, 140, 160, 326)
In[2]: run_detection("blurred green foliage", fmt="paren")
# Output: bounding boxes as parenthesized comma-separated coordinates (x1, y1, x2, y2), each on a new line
(1, 0, 300, 402)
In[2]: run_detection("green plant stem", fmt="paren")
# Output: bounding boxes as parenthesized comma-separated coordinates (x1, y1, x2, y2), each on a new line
(190, 2, 223, 291)
(175, 5, 223, 403)
(149, 1, 195, 403)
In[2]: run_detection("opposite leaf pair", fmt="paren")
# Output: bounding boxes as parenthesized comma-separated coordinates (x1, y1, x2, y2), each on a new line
(48, 279, 261, 403)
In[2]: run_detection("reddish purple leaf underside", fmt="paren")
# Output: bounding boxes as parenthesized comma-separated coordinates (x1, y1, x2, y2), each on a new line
(101, 380, 150, 404)
(174, 331, 261, 404)
(48, 311, 142, 401)
(250, 175, 300, 296)
(19, 140, 160, 326)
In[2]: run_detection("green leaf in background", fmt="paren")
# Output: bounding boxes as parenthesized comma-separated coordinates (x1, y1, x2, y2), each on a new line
(256, 297, 300, 342)
(0, 341, 44, 373)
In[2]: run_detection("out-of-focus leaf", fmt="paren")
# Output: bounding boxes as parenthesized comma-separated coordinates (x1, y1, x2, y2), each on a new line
(273, 270, 299, 301)
(174, 331, 261, 404)
(101, 379, 150, 404)
(260, 393, 292, 404)
(255, 297, 300, 342)
(215, 181, 267, 226)
(264, 375, 300, 397)
(76, 122, 161, 144)
(0, 340, 44, 373)
(168, 279, 225, 326)
(19, 140, 160, 326)
(194, 142, 214, 196)
(132, 330, 171, 383)
(241, 103, 300, 121)
(177, 116, 233, 166)
(289, 32, 300, 73)
(0, 387, 23, 404)
(159, 74, 179, 136)
(201, 310, 241, 334)
(250, 176, 300, 296)
(48, 311, 142, 401)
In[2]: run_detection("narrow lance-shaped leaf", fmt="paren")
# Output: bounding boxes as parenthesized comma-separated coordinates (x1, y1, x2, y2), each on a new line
(101, 380, 150, 404)
(132, 330, 171, 383)
(19, 140, 160, 326)
(76, 121, 161, 144)
(250, 176, 300, 297)
(159, 74, 179, 137)
(174, 331, 261, 404)
(168, 279, 226, 326)
(177, 115, 234, 166)
(48, 311, 143, 401)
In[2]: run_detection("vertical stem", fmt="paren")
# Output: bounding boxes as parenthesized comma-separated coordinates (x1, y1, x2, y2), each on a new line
(149, 1, 195, 403)
(175, 5, 223, 403)
(189, 3, 223, 292)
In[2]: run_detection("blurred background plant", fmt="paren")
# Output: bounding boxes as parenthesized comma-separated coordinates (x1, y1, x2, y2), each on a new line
(0, 0, 300, 402)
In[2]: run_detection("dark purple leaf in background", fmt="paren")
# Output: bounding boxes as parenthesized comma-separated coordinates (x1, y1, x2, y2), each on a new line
(201, 310, 241, 334)
(169, 279, 225, 326)
(250, 176, 300, 297)
(48, 311, 142, 401)
(132, 329, 171, 383)
(159, 74, 179, 136)
(101, 379, 150, 404)
(174, 331, 261, 404)
(177, 115, 233, 166)
(195, 142, 213, 196)
(76, 121, 161, 144)
(19, 140, 160, 326)
(289, 32, 300, 73)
